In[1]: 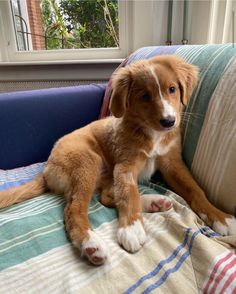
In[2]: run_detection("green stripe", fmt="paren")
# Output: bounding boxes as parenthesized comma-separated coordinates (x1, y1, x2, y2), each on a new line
(0, 197, 67, 270)
(0, 226, 68, 271)
(0, 221, 64, 251)
(176, 44, 236, 167)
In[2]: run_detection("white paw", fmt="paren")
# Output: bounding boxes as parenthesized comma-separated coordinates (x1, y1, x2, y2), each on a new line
(141, 194, 172, 213)
(117, 220, 146, 253)
(213, 217, 236, 236)
(81, 230, 108, 265)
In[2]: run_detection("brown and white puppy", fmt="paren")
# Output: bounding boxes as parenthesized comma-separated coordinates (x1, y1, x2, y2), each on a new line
(0, 56, 235, 266)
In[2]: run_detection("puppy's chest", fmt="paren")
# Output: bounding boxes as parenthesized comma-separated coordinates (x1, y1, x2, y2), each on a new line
(138, 136, 176, 181)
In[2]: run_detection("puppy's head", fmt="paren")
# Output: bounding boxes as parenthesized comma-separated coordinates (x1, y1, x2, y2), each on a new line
(109, 55, 199, 131)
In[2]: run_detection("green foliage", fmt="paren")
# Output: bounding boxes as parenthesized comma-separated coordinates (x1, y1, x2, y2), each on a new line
(40, 0, 119, 50)
(40, 0, 61, 49)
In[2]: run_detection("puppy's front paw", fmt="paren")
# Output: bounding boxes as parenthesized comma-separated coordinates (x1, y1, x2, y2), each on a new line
(117, 219, 146, 252)
(81, 230, 108, 265)
(141, 194, 172, 213)
(213, 217, 236, 236)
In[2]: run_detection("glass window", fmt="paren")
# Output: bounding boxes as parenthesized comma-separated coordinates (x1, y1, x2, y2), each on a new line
(11, 0, 29, 50)
(10, 0, 119, 51)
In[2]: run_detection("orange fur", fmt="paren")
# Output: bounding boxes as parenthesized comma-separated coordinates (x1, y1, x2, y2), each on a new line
(0, 55, 234, 265)
(0, 175, 47, 208)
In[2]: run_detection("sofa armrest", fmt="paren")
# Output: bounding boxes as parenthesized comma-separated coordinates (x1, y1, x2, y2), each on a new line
(0, 84, 106, 169)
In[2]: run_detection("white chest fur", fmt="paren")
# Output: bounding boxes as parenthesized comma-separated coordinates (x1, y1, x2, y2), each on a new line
(138, 131, 177, 181)
(138, 157, 156, 181)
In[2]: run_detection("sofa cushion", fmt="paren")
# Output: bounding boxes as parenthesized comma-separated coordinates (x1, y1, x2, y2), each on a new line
(0, 84, 106, 170)
(190, 55, 236, 215)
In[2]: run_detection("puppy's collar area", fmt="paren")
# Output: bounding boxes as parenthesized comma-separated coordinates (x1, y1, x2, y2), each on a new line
(139, 130, 162, 159)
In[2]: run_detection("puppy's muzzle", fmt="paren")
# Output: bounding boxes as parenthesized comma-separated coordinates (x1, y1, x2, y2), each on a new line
(160, 116, 176, 128)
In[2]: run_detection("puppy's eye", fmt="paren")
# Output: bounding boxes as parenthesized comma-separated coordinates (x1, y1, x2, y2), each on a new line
(141, 93, 152, 102)
(169, 86, 176, 94)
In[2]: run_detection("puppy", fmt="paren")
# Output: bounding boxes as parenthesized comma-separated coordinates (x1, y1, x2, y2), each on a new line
(0, 56, 235, 266)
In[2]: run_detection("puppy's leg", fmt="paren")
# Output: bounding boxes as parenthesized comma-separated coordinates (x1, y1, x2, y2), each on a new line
(100, 191, 116, 208)
(157, 155, 236, 236)
(98, 175, 172, 212)
(64, 201, 107, 265)
(101, 191, 173, 212)
(64, 153, 108, 265)
(97, 173, 116, 208)
(113, 163, 146, 253)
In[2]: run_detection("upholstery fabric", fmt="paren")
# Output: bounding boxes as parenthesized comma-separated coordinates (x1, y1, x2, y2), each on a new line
(0, 84, 106, 169)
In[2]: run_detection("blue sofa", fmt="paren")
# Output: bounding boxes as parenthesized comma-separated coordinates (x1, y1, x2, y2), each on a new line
(0, 84, 106, 169)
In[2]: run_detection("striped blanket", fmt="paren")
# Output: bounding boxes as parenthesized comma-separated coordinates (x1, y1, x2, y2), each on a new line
(1, 44, 236, 293)
(0, 164, 235, 293)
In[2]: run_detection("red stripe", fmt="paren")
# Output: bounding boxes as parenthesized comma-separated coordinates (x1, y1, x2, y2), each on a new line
(99, 80, 112, 119)
(99, 57, 129, 119)
(204, 252, 233, 293)
(219, 270, 236, 294)
(210, 257, 236, 294)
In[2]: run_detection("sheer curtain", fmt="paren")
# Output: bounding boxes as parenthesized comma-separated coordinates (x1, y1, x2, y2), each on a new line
(208, 0, 236, 44)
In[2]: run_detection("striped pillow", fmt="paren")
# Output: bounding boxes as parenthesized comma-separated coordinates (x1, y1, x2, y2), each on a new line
(176, 45, 236, 215)
(186, 54, 236, 215)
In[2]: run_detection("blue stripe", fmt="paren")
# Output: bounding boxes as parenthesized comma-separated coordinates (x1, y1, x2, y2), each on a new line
(124, 228, 191, 294)
(207, 232, 221, 237)
(142, 229, 201, 294)
(0, 179, 34, 191)
(124, 228, 193, 294)
(124, 227, 212, 294)
(200, 226, 221, 237)
(127, 45, 181, 64)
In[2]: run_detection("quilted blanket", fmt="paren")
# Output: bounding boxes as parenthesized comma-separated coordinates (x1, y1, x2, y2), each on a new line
(0, 163, 235, 293)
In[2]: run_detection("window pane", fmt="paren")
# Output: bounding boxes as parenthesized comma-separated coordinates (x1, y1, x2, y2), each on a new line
(11, 0, 119, 51)
(11, 0, 28, 50)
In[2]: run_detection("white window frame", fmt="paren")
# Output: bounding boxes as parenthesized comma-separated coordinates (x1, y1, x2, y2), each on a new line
(0, 0, 156, 64)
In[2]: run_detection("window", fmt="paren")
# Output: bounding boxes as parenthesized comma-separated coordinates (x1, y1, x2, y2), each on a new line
(0, 0, 132, 62)
(11, 0, 30, 51)
(11, 0, 119, 51)
(0, 1, 162, 64)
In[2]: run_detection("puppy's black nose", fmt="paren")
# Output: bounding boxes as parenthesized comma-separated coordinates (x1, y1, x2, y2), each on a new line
(160, 116, 176, 128)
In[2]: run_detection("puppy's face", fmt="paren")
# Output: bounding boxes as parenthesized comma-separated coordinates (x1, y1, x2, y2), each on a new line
(110, 55, 199, 132)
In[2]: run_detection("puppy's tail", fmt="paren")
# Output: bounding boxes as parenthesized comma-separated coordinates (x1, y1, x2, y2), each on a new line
(0, 174, 47, 208)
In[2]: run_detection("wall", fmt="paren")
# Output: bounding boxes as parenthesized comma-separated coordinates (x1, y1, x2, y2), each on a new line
(152, 0, 212, 46)
(188, 0, 211, 44)
(0, 61, 120, 92)
(153, 0, 184, 46)
(26, 0, 45, 50)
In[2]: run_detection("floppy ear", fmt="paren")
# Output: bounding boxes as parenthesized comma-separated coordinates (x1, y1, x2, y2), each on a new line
(109, 67, 132, 118)
(176, 59, 199, 106)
